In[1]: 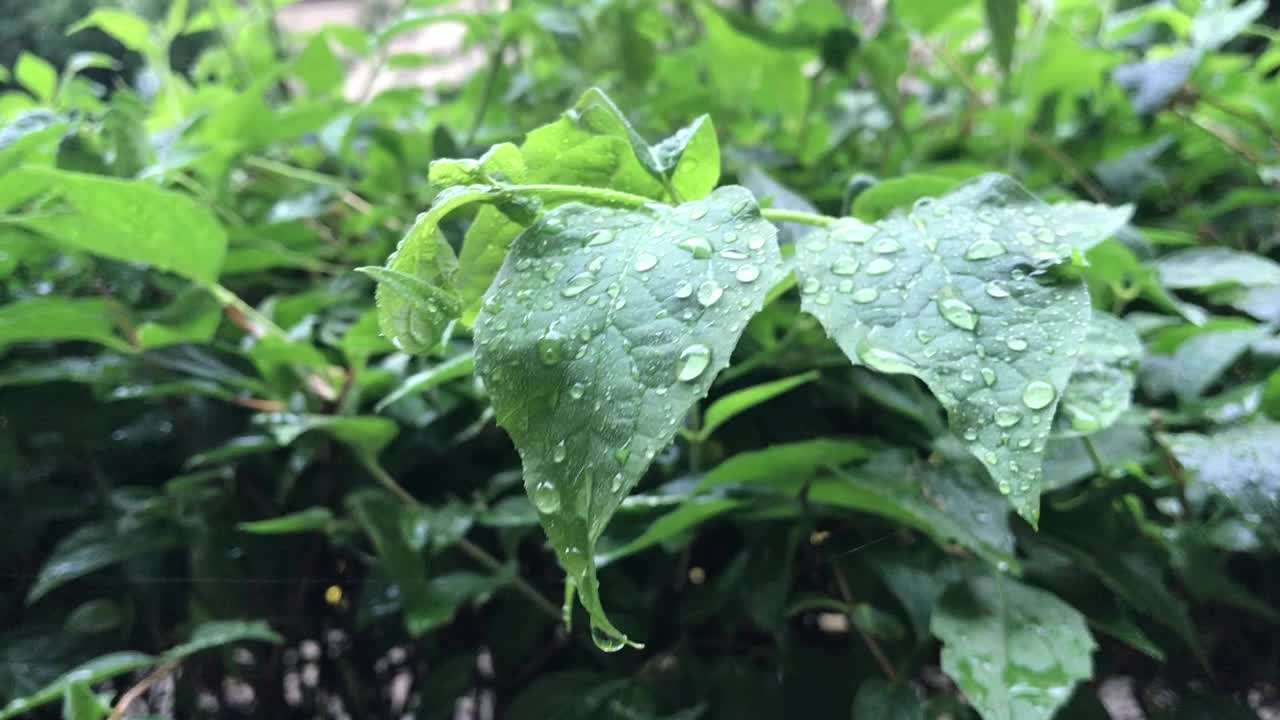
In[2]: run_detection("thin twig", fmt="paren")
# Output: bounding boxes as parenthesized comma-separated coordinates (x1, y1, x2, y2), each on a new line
(1174, 108, 1268, 169)
(109, 661, 179, 720)
(1026, 131, 1108, 202)
(833, 565, 898, 681)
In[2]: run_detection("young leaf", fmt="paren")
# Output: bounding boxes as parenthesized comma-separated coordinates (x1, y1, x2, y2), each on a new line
(792, 174, 1131, 523)
(237, 508, 335, 535)
(375, 351, 475, 411)
(694, 370, 818, 440)
(14, 53, 57, 103)
(984, 0, 1019, 78)
(348, 490, 448, 637)
(454, 90, 666, 321)
(0, 297, 133, 353)
(473, 186, 783, 650)
(1056, 312, 1142, 435)
(931, 575, 1095, 720)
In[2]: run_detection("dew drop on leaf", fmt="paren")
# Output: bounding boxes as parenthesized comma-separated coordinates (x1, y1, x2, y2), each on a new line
(697, 280, 723, 307)
(530, 481, 561, 513)
(736, 265, 760, 283)
(586, 229, 614, 246)
(678, 236, 713, 258)
(985, 281, 1010, 298)
(831, 256, 859, 275)
(856, 339, 917, 374)
(569, 382, 585, 399)
(591, 624, 628, 653)
(994, 407, 1022, 427)
(634, 252, 658, 272)
(981, 367, 997, 386)
(720, 249, 748, 260)
(677, 344, 712, 382)
(562, 272, 596, 298)
(553, 440, 567, 463)
(873, 238, 902, 254)
(964, 238, 1006, 260)
(674, 281, 693, 299)
(1022, 380, 1056, 409)
(537, 328, 566, 365)
(802, 277, 822, 294)
(866, 258, 895, 275)
(938, 297, 978, 331)
(1007, 337, 1028, 351)
(853, 288, 879, 303)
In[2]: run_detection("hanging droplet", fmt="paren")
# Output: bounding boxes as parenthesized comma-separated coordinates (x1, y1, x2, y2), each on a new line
(678, 237, 713, 258)
(736, 265, 760, 283)
(831, 256, 859, 275)
(938, 297, 978, 330)
(562, 272, 596, 298)
(866, 258, 895, 275)
(994, 407, 1022, 427)
(1022, 380, 1056, 409)
(634, 252, 658, 272)
(530, 480, 561, 513)
(697, 280, 723, 307)
(964, 238, 1006, 260)
(590, 624, 628, 653)
(677, 344, 712, 382)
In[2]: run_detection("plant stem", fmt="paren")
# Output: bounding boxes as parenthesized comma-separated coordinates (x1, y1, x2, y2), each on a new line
(833, 564, 898, 681)
(465, 35, 511, 147)
(357, 453, 563, 623)
(204, 282, 288, 340)
(1081, 435, 1107, 477)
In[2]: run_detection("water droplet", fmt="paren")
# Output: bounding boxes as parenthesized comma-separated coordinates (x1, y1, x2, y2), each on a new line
(678, 237, 713, 258)
(553, 440, 567, 463)
(674, 281, 693, 299)
(677, 344, 712, 382)
(530, 480, 560, 513)
(802, 277, 822, 294)
(610, 473, 624, 492)
(697, 281, 723, 307)
(938, 297, 978, 330)
(985, 281, 1010, 298)
(916, 329, 933, 344)
(634, 253, 658, 272)
(837, 223, 875, 244)
(874, 238, 902, 254)
(587, 229, 614, 246)
(831, 256, 859, 275)
(997, 480, 1012, 495)
(747, 235, 764, 250)
(1022, 380, 1056, 409)
(994, 407, 1022, 427)
(538, 328, 566, 364)
(1006, 337, 1028, 351)
(981, 367, 996, 386)
(853, 288, 879, 303)
(720, 248, 748, 260)
(736, 265, 760, 283)
(570, 383, 585, 399)
(562, 272, 596, 298)
(838, 279, 854, 293)
(965, 238, 1005, 260)
(866, 258, 894, 275)
(591, 624, 628, 652)
(856, 339, 916, 374)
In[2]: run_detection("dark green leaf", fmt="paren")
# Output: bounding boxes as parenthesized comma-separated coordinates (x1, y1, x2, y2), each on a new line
(1162, 423, 1280, 545)
(237, 508, 335, 535)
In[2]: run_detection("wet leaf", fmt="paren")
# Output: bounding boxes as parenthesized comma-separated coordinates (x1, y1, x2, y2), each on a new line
(1162, 422, 1280, 546)
(1056, 312, 1143, 435)
(793, 174, 1132, 523)
(473, 186, 782, 649)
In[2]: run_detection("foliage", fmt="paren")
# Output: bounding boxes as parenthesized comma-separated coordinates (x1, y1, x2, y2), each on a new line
(2, 0, 1279, 718)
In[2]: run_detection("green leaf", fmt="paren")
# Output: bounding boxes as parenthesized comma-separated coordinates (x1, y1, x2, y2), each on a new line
(375, 351, 475, 411)
(0, 653, 154, 720)
(1156, 247, 1280, 290)
(0, 297, 133, 353)
(237, 508, 335, 535)
(694, 371, 818, 441)
(851, 174, 961, 222)
(255, 413, 399, 457)
(27, 523, 178, 603)
(67, 9, 155, 55)
(793, 174, 1132, 523)
(931, 575, 1095, 720)
(473, 186, 783, 650)
(851, 678, 924, 720)
(135, 287, 223, 349)
(1056, 312, 1142, 435)
(61, 679, 105, 720)
(1161, 423, 1280, 546)
(1191, 0, 1266, 50)
(65, 600, 127, 635)
(1141, 324, 1271, 403)
(695, 438, 870, 493)
(13, 169, 227, 283)
(348, 490, 444, 637)
(454, 90, 666, 321)
(15, 53, 57, 103)
(984, 0, 1019, 77)
(597, 497, 742, 564)
(360, 185, 489, 353)
(160, 621, 281, 662)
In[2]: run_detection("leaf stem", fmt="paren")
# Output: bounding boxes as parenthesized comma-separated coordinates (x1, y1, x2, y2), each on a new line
(760, 208, 838, 228)
(356, 453, 563, 623)
(833, 564, 898, 681)
(465, 34, 511, 147)
(1081, 435, 1107, 477)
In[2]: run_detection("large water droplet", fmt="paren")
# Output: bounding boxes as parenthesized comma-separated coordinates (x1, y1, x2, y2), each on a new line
(634, 252, 658, 272)
(965, 238, 1006, 260)
(677, 344, 712, 382)
(857, 339, 916, 374)
(674, 281, 693, 299)
(570, 382, 585, 399)
(697, 280, 723, 307)
(538, 328, 566, 364)
(736, 265, 760, 283)
(720, 248, 748, 260)
(553, 440, 567, 463)
(981, 367, 996, 386)
(938, 297, 978, 330)
(831, 256, 859, 276)
(1006, 337, 1028, 351)
(678, 237, 713, 259)
(530, 480, 561, 513)
(591, 624, 628, 652)
(562, 272, 596, 298)
(853, 288, 879, 304)
(802, 277, 822, 294)
(587, 229, 614, 246)
(866, 258, 895, 275)
(874, 238, 902, 254)
(1022, 380, 1056, 409)
(994, 407, 1022, 427)
(985, 281, 1010, 298)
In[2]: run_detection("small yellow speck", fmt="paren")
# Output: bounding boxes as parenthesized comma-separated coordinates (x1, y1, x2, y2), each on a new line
(688, 567, 706, 585)
(325, 585, 344, 606)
